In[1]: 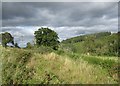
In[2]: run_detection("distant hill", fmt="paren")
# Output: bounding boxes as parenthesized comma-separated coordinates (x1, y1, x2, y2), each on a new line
(61, 32, 118, 56)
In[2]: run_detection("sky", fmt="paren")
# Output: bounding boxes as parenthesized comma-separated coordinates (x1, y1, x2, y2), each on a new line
(1, 1, 118, 47)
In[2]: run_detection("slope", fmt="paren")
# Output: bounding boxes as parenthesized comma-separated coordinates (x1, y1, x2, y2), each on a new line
(61, 32, 118, 56)
(1, 46, 118, 84)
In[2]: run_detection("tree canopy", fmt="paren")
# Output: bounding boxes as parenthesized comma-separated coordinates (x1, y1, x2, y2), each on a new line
(34, 27, 59, 50)
(1, 32, 14, 47)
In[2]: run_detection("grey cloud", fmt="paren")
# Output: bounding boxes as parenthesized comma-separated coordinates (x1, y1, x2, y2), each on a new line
(1, 2, 118, 47)
(2, 2, 118, 27)
(2, 2, 38, 20)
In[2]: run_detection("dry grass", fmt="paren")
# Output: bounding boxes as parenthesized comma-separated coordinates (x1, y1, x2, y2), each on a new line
(32, 52, 117, 84)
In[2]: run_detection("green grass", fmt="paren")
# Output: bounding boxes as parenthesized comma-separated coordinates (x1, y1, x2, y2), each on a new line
(1, 46, 119, 84)
(1, 47, 34, 84)
(81, 55, 117, 70)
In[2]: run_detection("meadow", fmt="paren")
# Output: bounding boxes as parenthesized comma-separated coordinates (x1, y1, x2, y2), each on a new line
(1, 45, 119, 84)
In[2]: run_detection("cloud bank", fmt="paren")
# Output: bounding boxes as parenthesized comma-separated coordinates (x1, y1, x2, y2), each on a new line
(2, 2, 118, 47)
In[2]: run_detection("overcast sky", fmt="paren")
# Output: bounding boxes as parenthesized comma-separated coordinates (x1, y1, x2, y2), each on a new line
(1, 2, 118, 47)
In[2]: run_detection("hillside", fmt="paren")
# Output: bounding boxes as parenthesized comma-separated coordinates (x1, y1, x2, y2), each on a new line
(1, 45, 119, 84)
(1, 32, 119, 84)
(61, 32, 118, 56)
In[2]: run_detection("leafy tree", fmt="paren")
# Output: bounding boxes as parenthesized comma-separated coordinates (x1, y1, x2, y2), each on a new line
(1, 32, 14, 47)
(34, 27, 59, 50)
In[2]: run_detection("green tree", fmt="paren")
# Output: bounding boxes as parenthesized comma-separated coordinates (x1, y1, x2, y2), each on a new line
(1, 32, 14, 47)
(34, 27, 59, 50)
(26, 42, 33, 49)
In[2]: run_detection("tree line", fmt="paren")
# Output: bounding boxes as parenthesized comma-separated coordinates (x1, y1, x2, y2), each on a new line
(61, 32, 119, 56)
(1, 27, 59, 50)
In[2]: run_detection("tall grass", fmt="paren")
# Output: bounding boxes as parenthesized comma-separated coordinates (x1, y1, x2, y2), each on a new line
(28, 52, 117, 84)
(1, 47, 34, 84)
(81, 55, 119, 82)
(1, 46, 118, 84)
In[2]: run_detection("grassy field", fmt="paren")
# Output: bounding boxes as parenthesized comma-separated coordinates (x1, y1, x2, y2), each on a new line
(1, 46, 119, 84)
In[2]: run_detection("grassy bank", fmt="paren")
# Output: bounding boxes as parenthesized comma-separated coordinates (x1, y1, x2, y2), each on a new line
(1, 46, 118, 84)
